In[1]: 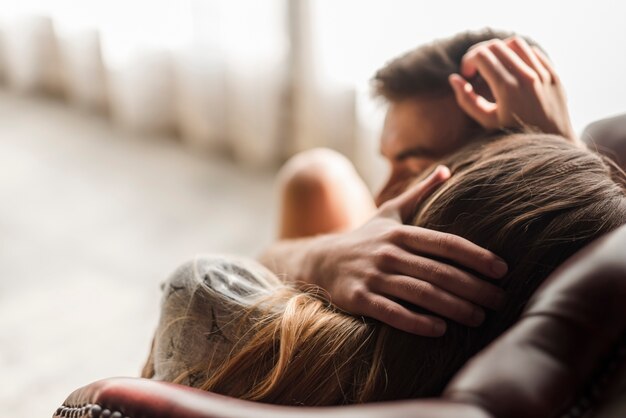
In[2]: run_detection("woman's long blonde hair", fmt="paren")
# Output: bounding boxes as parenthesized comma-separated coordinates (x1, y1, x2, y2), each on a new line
(154, 133, 626, 405)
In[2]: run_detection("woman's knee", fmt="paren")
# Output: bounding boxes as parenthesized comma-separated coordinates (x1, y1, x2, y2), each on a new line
(277, 148, 357, 201)
(276, 148, 375, 238)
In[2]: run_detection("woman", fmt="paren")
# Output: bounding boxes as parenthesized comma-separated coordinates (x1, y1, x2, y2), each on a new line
(142, 132, 626, 405)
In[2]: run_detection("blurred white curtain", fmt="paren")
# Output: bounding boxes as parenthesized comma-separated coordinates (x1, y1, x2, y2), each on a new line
(0, 0, 386, 181)
(291, 0, 389, 187)
(0, 0, 291, 168)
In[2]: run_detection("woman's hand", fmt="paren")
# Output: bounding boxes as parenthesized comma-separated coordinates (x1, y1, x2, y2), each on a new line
(449, 36, 580, 145)
(306, 166, 507, 337)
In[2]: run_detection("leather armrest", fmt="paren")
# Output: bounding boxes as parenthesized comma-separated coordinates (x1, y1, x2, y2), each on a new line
(54, 377, 490, 418)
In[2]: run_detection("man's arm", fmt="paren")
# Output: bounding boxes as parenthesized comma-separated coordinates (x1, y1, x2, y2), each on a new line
(449, 36, 581, 145)
(259, 166, 508, 337)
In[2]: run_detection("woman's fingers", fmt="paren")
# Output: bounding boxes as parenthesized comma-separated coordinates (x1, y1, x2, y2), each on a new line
(384, 248, 506, 310)
(487, 40, 538, 84)
(454, 36, 573, 141)
(449, 73, 498, 128)
(505, 36, 551, 83)
(470, 46, 514, 89)
(357, 291, 447, 337)
(374, 275, 486, 327)
(462, 39, 542, 89)
(459, 41, 486, 78)
(531, 45, 560, 85)
(461, 44, 516, 89)
(397, 226, 508, 280)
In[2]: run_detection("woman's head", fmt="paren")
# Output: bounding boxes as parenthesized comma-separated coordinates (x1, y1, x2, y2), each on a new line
(187, 133, 626, 404)
(374, 133, 626, 399)
(416, 133, 626, 327)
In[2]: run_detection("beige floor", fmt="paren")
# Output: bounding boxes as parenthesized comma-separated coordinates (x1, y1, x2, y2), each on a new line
(0, 91, 277, 417)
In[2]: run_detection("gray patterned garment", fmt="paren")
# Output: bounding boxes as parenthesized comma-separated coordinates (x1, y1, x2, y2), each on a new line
(143, 254, 284, 387)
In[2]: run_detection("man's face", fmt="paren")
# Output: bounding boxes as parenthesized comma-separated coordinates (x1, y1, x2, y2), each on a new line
(375, 94, 479, 206)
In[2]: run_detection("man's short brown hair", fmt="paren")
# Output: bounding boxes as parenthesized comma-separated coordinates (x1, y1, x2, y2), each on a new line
(372, 28, 542, 101)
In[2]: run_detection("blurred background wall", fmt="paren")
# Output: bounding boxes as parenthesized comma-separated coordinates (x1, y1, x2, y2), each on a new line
(0, 0, 625, 416)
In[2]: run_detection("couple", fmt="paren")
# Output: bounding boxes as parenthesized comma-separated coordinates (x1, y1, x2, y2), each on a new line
(141, 29, 626, 404)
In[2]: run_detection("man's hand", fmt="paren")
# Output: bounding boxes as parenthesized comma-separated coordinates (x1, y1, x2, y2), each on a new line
(304, 166, 507, 337)
(449, 36, 579, 144)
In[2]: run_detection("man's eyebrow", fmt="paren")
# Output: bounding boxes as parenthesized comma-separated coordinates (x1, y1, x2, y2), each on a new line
(395, 146, 439, 161)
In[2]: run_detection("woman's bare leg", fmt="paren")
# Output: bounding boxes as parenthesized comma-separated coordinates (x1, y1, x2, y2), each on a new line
(276, 148, 376, 239)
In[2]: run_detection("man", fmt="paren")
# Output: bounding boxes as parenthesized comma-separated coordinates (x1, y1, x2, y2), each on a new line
(259, 29, 577, 337)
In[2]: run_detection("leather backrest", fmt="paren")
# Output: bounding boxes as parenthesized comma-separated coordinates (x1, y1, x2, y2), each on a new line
(442, 224, 626, 418)
(582, 113, 626, 171)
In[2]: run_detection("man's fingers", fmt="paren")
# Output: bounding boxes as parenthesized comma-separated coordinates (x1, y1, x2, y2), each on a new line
(449, 73, 498, 129)
(505, 36, 551, 83)
(384, 165, 450, 223)
(375, 275, 485, 327)
(359, 292, 447, 337)
(398, 226, 508, 280)
(383, 249, 506, 310)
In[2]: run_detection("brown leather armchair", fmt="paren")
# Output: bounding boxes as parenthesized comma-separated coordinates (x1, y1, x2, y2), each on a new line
(582, 114, 626, 171)
(53, 119, 626, 418)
